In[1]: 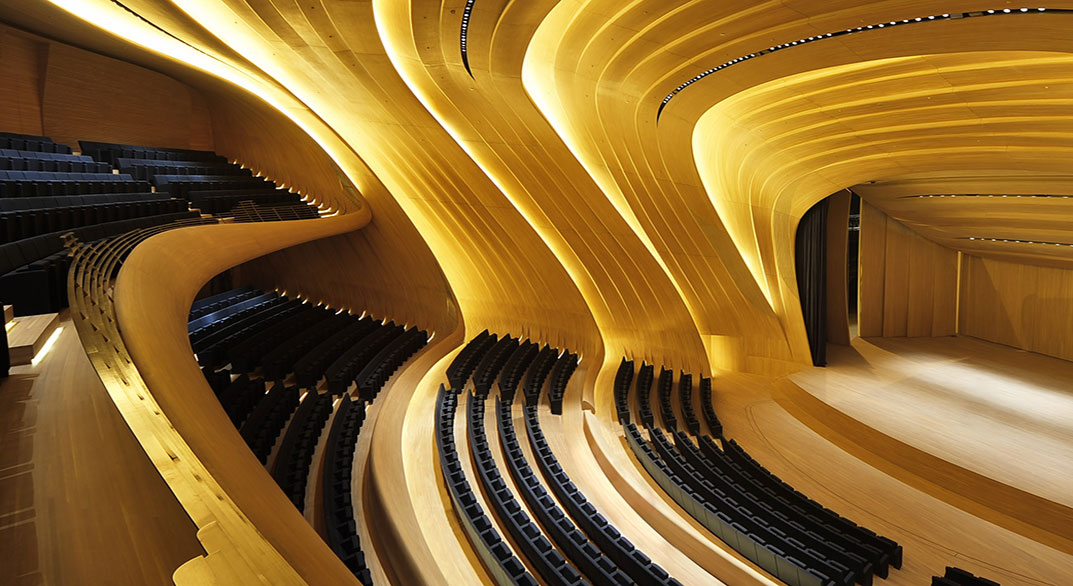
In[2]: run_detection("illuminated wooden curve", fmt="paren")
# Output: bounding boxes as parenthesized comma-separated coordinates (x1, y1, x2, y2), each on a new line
(15, 0, 1073, 584)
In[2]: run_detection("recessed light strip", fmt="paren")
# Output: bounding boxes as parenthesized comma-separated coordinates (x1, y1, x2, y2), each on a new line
(460, 0, 477, 77)
(657, 8, 1070, 121)
(905, 193, 1073, 198)
(964, 236, 1073, 247)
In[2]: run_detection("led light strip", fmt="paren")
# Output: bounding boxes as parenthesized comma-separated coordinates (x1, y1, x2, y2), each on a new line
(906, 193, 1073, 198)
(965, 236, 1073, 247)
(657, 7, 1068, 121)
(460, 0, 477, 77)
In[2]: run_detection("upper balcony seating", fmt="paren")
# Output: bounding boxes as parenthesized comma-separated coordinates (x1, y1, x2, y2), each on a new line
(260, 313, 360, 382)
(79, 140, 226, 167)
(192, 297, 307, 368)
(116, 158, 252, 181)
(523, 405, 680, 586)
(0, 209, 201, 315)
(0, 170, 149, 198)
(293, 317, 380, 389)
(932, 567, 1000, 586)
(151, 174, 277, 200)
(546, 351, 578, 415)
(321, 395, 374, 585)
(523, 345, 559, 406)
(0, 135, 72, 154)
(496, 396, 633, 586)
(436, 386, 538, 586)
(0, 196, 186, 244)
(468, 392, 589, 585)
(0, 155, 110, 173)
(188, 188, 304, 215)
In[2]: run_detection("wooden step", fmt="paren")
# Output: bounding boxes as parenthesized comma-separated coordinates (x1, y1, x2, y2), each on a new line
(3, 305, 12, 328)
(8, 312, 61, 366)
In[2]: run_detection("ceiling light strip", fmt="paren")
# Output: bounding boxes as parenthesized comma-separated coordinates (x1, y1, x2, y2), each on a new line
(964, 236, 1073, 247)
(657, 8, 1069, 121)
(904, 193, 1073, 198)
(460, 0, 477, 77)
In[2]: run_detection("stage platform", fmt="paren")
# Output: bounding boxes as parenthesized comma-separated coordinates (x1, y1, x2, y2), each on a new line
(786, 334, 1073, 557)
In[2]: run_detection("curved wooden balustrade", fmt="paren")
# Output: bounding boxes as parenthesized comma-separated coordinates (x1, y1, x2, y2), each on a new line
(67, 208, 369, 585)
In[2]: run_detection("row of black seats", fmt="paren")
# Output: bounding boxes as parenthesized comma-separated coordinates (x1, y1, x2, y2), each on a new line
(354, 326, 428, 402)
(467, 392, 588, 585)
(435, 386, 538, 585)
(635, 362, 655, 428)
(933, 567, 999, 586)
(0, 148, 83, 161)
(698, 377, 723, 438)
(192, 296, 307, 368)
(718, 439, 901, 572)
(613, 359, 633, 424)
(524, 405, 679, 585)
(0, 156, 111, 173)
(189, 189, 304, 214)
(678, 374, 700, 435)
(0, 136, 71, 154)
(80, 140, 226, 167)
(494, 339, 539, 403)
(325, 322, 405, 395)
(227, 303, 335, 372)
(273, 391, 334, 512)
(656, 367, 676, 432)
(626, 423, 843, 586)
(0, 197, 186, 244)
(473, 334, 520, 395)
(189, 285, 258, 321)
(496, 397, 632, 586)
(321, 396, 374, 585)
(546, 351, 578, 415)
(522, 345, 559, 405)
(216, 374, 268, 427)
(446, 331, 679, 585)
(0, 210, 202, 315)
(239, 382, 300, 464)
(120, 162, 251, 181)
(188, 291, 279, 341)
(0, 176, 149, 198)
(152, 174, 276, 200)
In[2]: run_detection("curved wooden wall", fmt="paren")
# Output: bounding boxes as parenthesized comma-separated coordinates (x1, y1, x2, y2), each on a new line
(10, 0, 1073, 584)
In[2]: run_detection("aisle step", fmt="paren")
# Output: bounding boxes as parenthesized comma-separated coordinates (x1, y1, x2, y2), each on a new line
(8, 312, 60, 365)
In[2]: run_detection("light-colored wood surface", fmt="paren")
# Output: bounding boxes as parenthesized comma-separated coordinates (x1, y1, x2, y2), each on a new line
(960, 253, 1073, 362)
(0, 313, 203, 586)
(858, 201, 958, 338)
(6, 313, 58, 366)
(714, 369, 1073, 586)
(789, 335, 1073, 551)
(4, 305, 13, 326)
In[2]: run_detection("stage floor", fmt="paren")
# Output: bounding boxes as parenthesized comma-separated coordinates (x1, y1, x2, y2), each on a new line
(790, 334, 1073, 509)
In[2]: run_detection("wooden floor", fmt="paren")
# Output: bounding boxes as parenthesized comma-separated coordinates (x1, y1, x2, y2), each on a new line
(0, 313, 203, 586)
(792, 335, 1073, 509)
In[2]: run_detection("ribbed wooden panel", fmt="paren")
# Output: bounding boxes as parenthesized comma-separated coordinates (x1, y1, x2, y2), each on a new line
(0, 29, 45, 135)
(960, 254, 1073, 362)
(42, 43, 208, 150)
(859, 201, 957, 338)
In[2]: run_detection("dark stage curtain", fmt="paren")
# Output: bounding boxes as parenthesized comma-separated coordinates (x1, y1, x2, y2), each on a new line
(796, 199, 828, 366)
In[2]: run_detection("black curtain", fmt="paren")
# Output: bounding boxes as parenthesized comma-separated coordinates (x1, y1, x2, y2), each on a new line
(1, 320, 9, 378)
(796, 198, 828, 366)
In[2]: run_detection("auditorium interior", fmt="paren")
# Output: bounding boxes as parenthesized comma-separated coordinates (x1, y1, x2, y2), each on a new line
(1, 1, 1072, 585)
